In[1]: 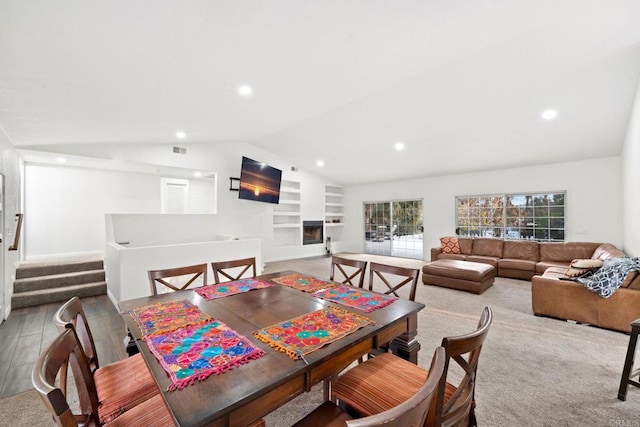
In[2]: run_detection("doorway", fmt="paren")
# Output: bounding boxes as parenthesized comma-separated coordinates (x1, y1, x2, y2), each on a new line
(363, 199, 423, 259)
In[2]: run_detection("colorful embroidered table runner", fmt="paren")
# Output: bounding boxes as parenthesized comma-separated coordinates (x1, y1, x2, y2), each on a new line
(128, 300, 214, 337)
(194, 278, 273, 301)
(312, 284, 397, 313)
(146, 320, 266, 390)
(253, 306, 373, 360)
(271, 273, 338, 293)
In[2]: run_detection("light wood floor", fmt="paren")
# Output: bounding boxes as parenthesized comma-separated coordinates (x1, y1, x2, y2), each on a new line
(0, 294, 127, 398)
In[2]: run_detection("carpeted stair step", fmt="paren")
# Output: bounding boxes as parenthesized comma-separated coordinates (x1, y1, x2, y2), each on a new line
(11, 282, 107, 309)
(15, 256, 104, 279)
(13, 269, 106, 293)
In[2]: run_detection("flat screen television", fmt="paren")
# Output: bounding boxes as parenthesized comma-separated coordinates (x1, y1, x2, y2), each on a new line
(238, 156, 282, 204)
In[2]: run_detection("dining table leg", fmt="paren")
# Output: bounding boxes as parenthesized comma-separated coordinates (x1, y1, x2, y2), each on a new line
(389, 313, 421, 364)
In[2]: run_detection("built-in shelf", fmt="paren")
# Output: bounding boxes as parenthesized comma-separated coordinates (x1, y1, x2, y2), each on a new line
(273, 179, 302, 246)
(324, 186, 344, 248)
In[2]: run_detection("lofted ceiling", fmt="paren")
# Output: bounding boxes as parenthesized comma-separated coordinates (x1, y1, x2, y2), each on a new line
(1, 1, 640, 185)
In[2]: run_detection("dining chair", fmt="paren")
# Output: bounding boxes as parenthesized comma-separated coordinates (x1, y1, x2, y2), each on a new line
(331, 255, 368, 288)
(53, 296, 160, 424)
(368, 262, 421, 302)
(32, 327, 175, 427)
(332, 307, 493, 427)
(364, 262, 421, 360)
(293, 346, 446, 427)
(211, 257, 257, 283)
(148, 263, 208, 295)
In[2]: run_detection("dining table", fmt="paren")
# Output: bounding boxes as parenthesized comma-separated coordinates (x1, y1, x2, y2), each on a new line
(118, 270, 425, 427)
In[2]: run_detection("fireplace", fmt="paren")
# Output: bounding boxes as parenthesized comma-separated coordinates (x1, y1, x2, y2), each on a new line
(303, 221, 324, 245)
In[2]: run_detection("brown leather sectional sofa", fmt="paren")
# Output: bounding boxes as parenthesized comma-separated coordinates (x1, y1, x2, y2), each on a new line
(430, 238, 640, 333)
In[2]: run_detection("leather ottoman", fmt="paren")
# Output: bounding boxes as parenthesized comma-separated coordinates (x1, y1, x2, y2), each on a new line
(422, 259, 495, 294)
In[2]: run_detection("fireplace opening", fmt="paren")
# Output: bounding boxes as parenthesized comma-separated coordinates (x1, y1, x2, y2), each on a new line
(303, 221, 324, 245)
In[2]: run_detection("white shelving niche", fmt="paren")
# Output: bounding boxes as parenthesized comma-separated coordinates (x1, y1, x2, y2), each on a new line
(324, 185, 344, 251)
(273, 179, 301, 247)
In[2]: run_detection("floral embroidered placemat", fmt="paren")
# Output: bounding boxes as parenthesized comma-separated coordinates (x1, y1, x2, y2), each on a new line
(271, 273, 338, 293)
(194, 278, 273, 301)
(253, 306, 373, 360)
(146, 320, 266, 390)
(312, 284, 397, 312)
(128, 299, 213, 337)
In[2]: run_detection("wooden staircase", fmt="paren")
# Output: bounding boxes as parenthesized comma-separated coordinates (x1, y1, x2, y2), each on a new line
(11, 255, 107, 308)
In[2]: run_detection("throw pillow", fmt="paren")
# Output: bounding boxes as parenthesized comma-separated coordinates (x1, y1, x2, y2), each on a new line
(565, 258, 603, 278)
(440, 237, 461, 254)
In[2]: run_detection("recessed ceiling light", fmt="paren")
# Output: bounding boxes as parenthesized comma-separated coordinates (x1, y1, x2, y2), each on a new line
(238, 85, 253, 96)
(316, 160, 324, 167)
(55, 157, 66, 163)
(541, 109, 558, 120)
(394, 141, 405, 151)
(176, 131, 186, 139)
(194, 171, 202, 177)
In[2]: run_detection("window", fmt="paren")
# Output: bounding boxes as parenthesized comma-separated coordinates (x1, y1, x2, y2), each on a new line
(456, 192, 565, 242)
(364, 199, 423, 259)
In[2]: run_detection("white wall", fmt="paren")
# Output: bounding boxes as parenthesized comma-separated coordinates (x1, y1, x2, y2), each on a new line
(341, 157, 623, 259)
(22, 143, 341, 262)
(622, 77, 640, 257)
(0, 133, 23, 320)
(24, 164, 161, 258)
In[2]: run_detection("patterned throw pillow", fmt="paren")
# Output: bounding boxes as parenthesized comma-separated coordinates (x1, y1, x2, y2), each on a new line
(440, 237, 461, 254)
(565, 258, 603, 278)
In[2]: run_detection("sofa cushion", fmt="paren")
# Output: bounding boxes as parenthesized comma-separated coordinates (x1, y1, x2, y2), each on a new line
(503, 240, 539, 261)
(625, 272, 640, 289)
(536, 261, 570, 275)
(498, 258, 536, 272)
(539, 242, 600, 262)
(458, 238, 474, 255)
(438, 253, 467, 261)
(440, 236, 461, 254)
(471, 238, 504, 258)
(591, 243, 626, 261)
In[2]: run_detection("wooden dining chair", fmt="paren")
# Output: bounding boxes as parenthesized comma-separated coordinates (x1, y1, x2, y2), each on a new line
(53, 296, 160, 424)
(211, 257, 257, 283)
(293, 346, 446, 427)
(148, 263, 208, 295)
(368, 262, 421, 302)
(32, 327, 175, 427)
(331, 256, 368, 288)
(332, 307, 493, 427)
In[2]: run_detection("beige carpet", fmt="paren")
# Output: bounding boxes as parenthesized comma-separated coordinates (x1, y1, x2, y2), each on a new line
(3, 253, 638, 426)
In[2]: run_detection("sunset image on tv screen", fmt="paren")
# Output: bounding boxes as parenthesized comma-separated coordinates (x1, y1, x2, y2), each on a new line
(238, 157, 282, 204)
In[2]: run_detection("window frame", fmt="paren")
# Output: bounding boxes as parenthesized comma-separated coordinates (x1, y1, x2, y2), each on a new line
(455, 191, 565, 242)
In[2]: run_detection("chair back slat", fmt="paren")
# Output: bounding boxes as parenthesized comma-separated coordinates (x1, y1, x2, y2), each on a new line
(53, 296, 99, 372)
(368, 262, 420, 301)
(148, 263, 208, 295)
(429, 306, 493, 427)
(32, 328, 100, 427)
(331, 256, 368, 288)
(211, 257, 257, 283)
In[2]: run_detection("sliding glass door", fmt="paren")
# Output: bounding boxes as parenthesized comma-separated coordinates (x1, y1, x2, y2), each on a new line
(363, 199, 423, 259)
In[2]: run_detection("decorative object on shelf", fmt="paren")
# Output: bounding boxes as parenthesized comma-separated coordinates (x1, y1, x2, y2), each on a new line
(229, 177, 240, 191)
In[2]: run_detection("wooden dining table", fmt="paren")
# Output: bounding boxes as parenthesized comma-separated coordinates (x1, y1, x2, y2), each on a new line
(118, 270, 425, 427)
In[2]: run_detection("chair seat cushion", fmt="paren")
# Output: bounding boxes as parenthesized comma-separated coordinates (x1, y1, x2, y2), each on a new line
(332, 352, 456, 419)
(104, 393, 174, 427)
(96, 353, 159, 423)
